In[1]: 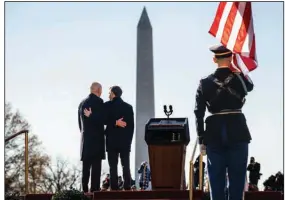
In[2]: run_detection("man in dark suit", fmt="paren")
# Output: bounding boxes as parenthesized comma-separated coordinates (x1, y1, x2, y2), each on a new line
(194, 44, 254, 200)
(104, 86, 135, 190)
(78, 82, 105, 193)
(247, 157, 262, 188)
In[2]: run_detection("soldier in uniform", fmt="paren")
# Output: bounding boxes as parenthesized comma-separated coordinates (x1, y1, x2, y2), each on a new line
(194, 44, 254, 200)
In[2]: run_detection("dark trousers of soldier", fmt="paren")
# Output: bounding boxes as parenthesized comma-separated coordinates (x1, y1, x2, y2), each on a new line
(207, 124, 248, 200)
(108, 151, 131, 190)
(82, 159, 102, 192)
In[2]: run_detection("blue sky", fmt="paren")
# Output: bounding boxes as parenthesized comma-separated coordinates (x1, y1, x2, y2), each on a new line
(5, 2, 283, 188)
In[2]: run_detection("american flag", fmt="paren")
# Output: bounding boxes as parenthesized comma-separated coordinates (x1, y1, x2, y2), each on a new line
(209, 2, 258, 75)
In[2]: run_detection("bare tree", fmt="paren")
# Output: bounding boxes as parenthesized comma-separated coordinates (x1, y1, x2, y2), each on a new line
(5, 103, 51, 194)
(5, 103, 86, 195)
(41, 157, 81, 193)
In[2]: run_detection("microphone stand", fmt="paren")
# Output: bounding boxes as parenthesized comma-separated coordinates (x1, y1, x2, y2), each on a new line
(163, 105, 173, 119)
(163, 105, 177, 142)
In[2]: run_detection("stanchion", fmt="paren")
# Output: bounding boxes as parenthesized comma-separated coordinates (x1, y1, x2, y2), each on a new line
(5, 130, 29, 194)
(199, 154, 203, 190)
(189, 139, 198, 200)
(189, 163, 194, 200)
(25, 132, 29, 194)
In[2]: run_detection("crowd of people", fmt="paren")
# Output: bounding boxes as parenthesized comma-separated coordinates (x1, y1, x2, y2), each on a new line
(246, 156, 283, 193)
(263, 172, 284, 192)
(193, 155, 284, 194)
(98, 155, 285, 195)
(99, 161, 152, 191)
(100, 174, 137, 191)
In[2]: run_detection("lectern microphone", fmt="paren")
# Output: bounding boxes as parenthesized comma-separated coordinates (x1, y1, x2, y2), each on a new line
(169, 105, 173, 112)
(163, 105, 167, 113)
(163, 105, 173, 119)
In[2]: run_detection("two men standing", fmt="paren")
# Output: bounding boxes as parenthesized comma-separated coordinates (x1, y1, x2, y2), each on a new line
(78, 83, 134, 192)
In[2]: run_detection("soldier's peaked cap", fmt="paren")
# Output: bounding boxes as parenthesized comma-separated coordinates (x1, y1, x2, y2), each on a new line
(210, 44, 232, 59)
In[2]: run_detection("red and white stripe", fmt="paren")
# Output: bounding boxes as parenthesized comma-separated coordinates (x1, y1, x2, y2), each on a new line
(209, 2, 258, 75)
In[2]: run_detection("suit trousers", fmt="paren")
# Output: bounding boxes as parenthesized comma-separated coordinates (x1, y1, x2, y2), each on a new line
(207, 124, 248, 200)
(108, 151, 131, 190)
(82, 159, 102, 192)
(249, 174, 259, 186)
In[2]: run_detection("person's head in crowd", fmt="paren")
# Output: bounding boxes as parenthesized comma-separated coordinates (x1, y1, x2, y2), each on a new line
(131, 185, 137, 191)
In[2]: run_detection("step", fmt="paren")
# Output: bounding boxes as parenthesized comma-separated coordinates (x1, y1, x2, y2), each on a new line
(93, 190, 204, 199)
(25, 193, 93, 200)
(25, 190, 283, 200)
(244, 191, 283, 200)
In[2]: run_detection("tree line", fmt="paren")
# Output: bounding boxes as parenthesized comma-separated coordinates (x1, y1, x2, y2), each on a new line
(5, 103, 83, 195)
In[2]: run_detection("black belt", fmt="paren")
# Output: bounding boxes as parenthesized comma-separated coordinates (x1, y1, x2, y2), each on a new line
(211, 109, 242, 115)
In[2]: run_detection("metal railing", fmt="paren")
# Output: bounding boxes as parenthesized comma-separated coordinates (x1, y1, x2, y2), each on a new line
(5, 130, 29, 194)
(189, 138, 204, 200)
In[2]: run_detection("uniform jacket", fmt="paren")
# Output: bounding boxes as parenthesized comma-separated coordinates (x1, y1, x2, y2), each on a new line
(194, 68, 254, 145)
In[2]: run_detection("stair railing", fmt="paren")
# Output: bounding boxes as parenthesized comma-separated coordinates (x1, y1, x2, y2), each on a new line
(5, 130, 29, 194)
(189, 138, 204, 200)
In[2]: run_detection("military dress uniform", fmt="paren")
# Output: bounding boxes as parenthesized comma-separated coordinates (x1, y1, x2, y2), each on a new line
(194, 45, 254, 200)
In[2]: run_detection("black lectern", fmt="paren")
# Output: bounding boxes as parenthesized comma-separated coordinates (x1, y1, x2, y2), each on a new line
(145, 118, 190, 190)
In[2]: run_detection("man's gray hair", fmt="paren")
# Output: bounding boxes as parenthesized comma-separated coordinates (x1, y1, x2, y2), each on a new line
(90, 82, 102, 91)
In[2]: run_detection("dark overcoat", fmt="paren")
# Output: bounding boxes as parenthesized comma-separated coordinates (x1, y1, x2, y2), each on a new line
(247, 162, 261, 180)
(104, 97, 134, 152)
(78, 93, 105, 161)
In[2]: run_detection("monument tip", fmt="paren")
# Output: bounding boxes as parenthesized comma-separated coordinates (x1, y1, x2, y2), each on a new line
(137, 6, 152, 29)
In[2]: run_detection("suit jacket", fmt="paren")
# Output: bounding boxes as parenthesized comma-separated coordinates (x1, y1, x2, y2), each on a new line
(78, 93, 105, 161)
(247, 162, 261, 179)
(104, 97, 134, 152)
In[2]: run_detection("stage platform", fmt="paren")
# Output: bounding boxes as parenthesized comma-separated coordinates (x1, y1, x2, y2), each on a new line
(24, 190, 283, 200)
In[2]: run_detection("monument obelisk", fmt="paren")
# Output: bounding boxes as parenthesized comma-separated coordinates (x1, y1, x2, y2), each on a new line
(135, 7, 155, 185)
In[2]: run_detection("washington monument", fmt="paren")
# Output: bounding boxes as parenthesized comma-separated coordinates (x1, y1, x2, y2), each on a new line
(135, 7, 155, 184)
